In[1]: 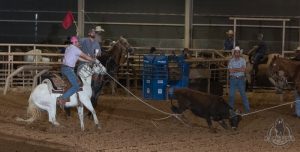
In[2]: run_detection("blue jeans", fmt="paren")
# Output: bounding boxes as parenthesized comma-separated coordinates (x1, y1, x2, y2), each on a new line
(295, 91, 300, 117)
(229, 77, 250, 113)
(61, 65, 80, 100)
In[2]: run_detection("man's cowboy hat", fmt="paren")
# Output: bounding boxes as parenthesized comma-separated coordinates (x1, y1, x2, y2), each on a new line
(231, 46, 243, 55)
(226, 30, 234, 35)
(95, 26, 105, 32)
(295, 46, 300, 51)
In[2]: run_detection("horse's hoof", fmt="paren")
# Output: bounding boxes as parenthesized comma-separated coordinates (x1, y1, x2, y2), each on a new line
(96, 124, 102, 129)
(52, 122, 60, 127)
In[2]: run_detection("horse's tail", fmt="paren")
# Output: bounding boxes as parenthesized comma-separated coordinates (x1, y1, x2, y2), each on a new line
(16, 95, 41, 123)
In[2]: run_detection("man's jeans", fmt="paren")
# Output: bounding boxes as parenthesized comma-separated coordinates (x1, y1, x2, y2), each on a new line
(229, 77, 250, 113)
(295, 91, 300, 117)
(61, 65, 80, 100)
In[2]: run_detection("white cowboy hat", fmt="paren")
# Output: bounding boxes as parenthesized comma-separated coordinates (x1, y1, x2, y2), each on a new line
(295, 46, 300, 51)
(95, 26, 105, 32)
(226, 30, 234, 35)
(231, 46, 243, 55)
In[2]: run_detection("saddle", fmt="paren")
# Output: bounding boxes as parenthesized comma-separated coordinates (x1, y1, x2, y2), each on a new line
(47, 74, 83, 94)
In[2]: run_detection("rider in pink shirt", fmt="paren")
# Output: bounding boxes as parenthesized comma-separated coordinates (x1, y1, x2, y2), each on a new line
(57, 36, 96, 107)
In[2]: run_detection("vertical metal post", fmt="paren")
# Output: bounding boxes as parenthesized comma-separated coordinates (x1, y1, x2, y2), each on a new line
(126, 52, 130, 96)
(78, 0, 85, 37)
(206, 62, 211, 94)
(8, 45, 12, 87)
(233, 19, 237, 47)
(184, 0, 193, 48)
(282, 21, 286, 56)
(34, 13, 38, 43)
(299, 19, 300, 47)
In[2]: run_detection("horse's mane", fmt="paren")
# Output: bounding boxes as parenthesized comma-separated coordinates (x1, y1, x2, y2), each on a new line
(99, 40, 123, 65)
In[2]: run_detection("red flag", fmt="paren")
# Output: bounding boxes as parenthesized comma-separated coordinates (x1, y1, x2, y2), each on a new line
(62, 11, 74, 29)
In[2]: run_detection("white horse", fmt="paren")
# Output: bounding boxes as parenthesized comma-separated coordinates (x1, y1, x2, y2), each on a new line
(17, 62, 106, 131)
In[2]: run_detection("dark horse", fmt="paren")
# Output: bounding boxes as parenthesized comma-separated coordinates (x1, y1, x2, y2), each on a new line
(91, 36, 132, 110)
(268, 56, 300, 94)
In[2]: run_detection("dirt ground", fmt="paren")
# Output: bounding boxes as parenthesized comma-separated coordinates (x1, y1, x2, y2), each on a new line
(0, 88, 300, 152)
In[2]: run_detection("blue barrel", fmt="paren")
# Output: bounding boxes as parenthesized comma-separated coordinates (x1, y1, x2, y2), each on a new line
(143, 76, 153, 99)
(152, 78, 168, 100)
(143, 55, 155, 99)
(143, 55, 168, 100)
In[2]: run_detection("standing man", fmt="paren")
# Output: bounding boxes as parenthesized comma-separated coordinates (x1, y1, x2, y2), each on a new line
(224, 30, 237, 51)
(57, 36, 95, 106)
(75, 27, 103, 116)
(294, 47, 300, 118)
(228, 46, 250, 113)
(295, 91, 300, 118)
(79, 28, 101, 60)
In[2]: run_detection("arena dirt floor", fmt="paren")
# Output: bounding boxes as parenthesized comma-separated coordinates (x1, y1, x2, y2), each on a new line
(0, 87, 300, 152)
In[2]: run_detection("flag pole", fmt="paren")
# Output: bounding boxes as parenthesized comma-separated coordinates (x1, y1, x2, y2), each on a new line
(71, 14, 79, 36)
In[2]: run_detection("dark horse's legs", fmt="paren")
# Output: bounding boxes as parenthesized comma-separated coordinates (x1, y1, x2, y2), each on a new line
(91, 75, 104, 108)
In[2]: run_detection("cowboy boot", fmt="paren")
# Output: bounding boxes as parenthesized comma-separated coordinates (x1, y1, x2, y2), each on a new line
(56, 97, 67, 110)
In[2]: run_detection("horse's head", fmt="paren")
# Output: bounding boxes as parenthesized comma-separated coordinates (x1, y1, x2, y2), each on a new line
(78, 61, 106, 80)
(110, 36, 133, 65)
(269, 55, 279, 71)
(268, 56, 288, 93)
(78, 64, 93, 81)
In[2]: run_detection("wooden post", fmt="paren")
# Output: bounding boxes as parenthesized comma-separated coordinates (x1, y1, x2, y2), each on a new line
(78, 0, 85, 37)
(184, 0, 193, 48)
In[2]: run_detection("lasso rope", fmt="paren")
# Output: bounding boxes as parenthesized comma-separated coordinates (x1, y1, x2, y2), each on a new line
(96, 62, 299, 126)
(241, 100, 297, 117)
(97, 64, 187, 125)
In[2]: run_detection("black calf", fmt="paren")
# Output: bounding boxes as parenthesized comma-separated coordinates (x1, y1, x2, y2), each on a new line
(171, 88, 241, 131)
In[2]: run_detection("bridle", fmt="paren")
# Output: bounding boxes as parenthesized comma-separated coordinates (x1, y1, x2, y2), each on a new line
(78, 62, 105, 80)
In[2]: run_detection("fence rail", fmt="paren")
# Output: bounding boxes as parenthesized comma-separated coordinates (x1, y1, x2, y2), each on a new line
(0, 43, 296, 94)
